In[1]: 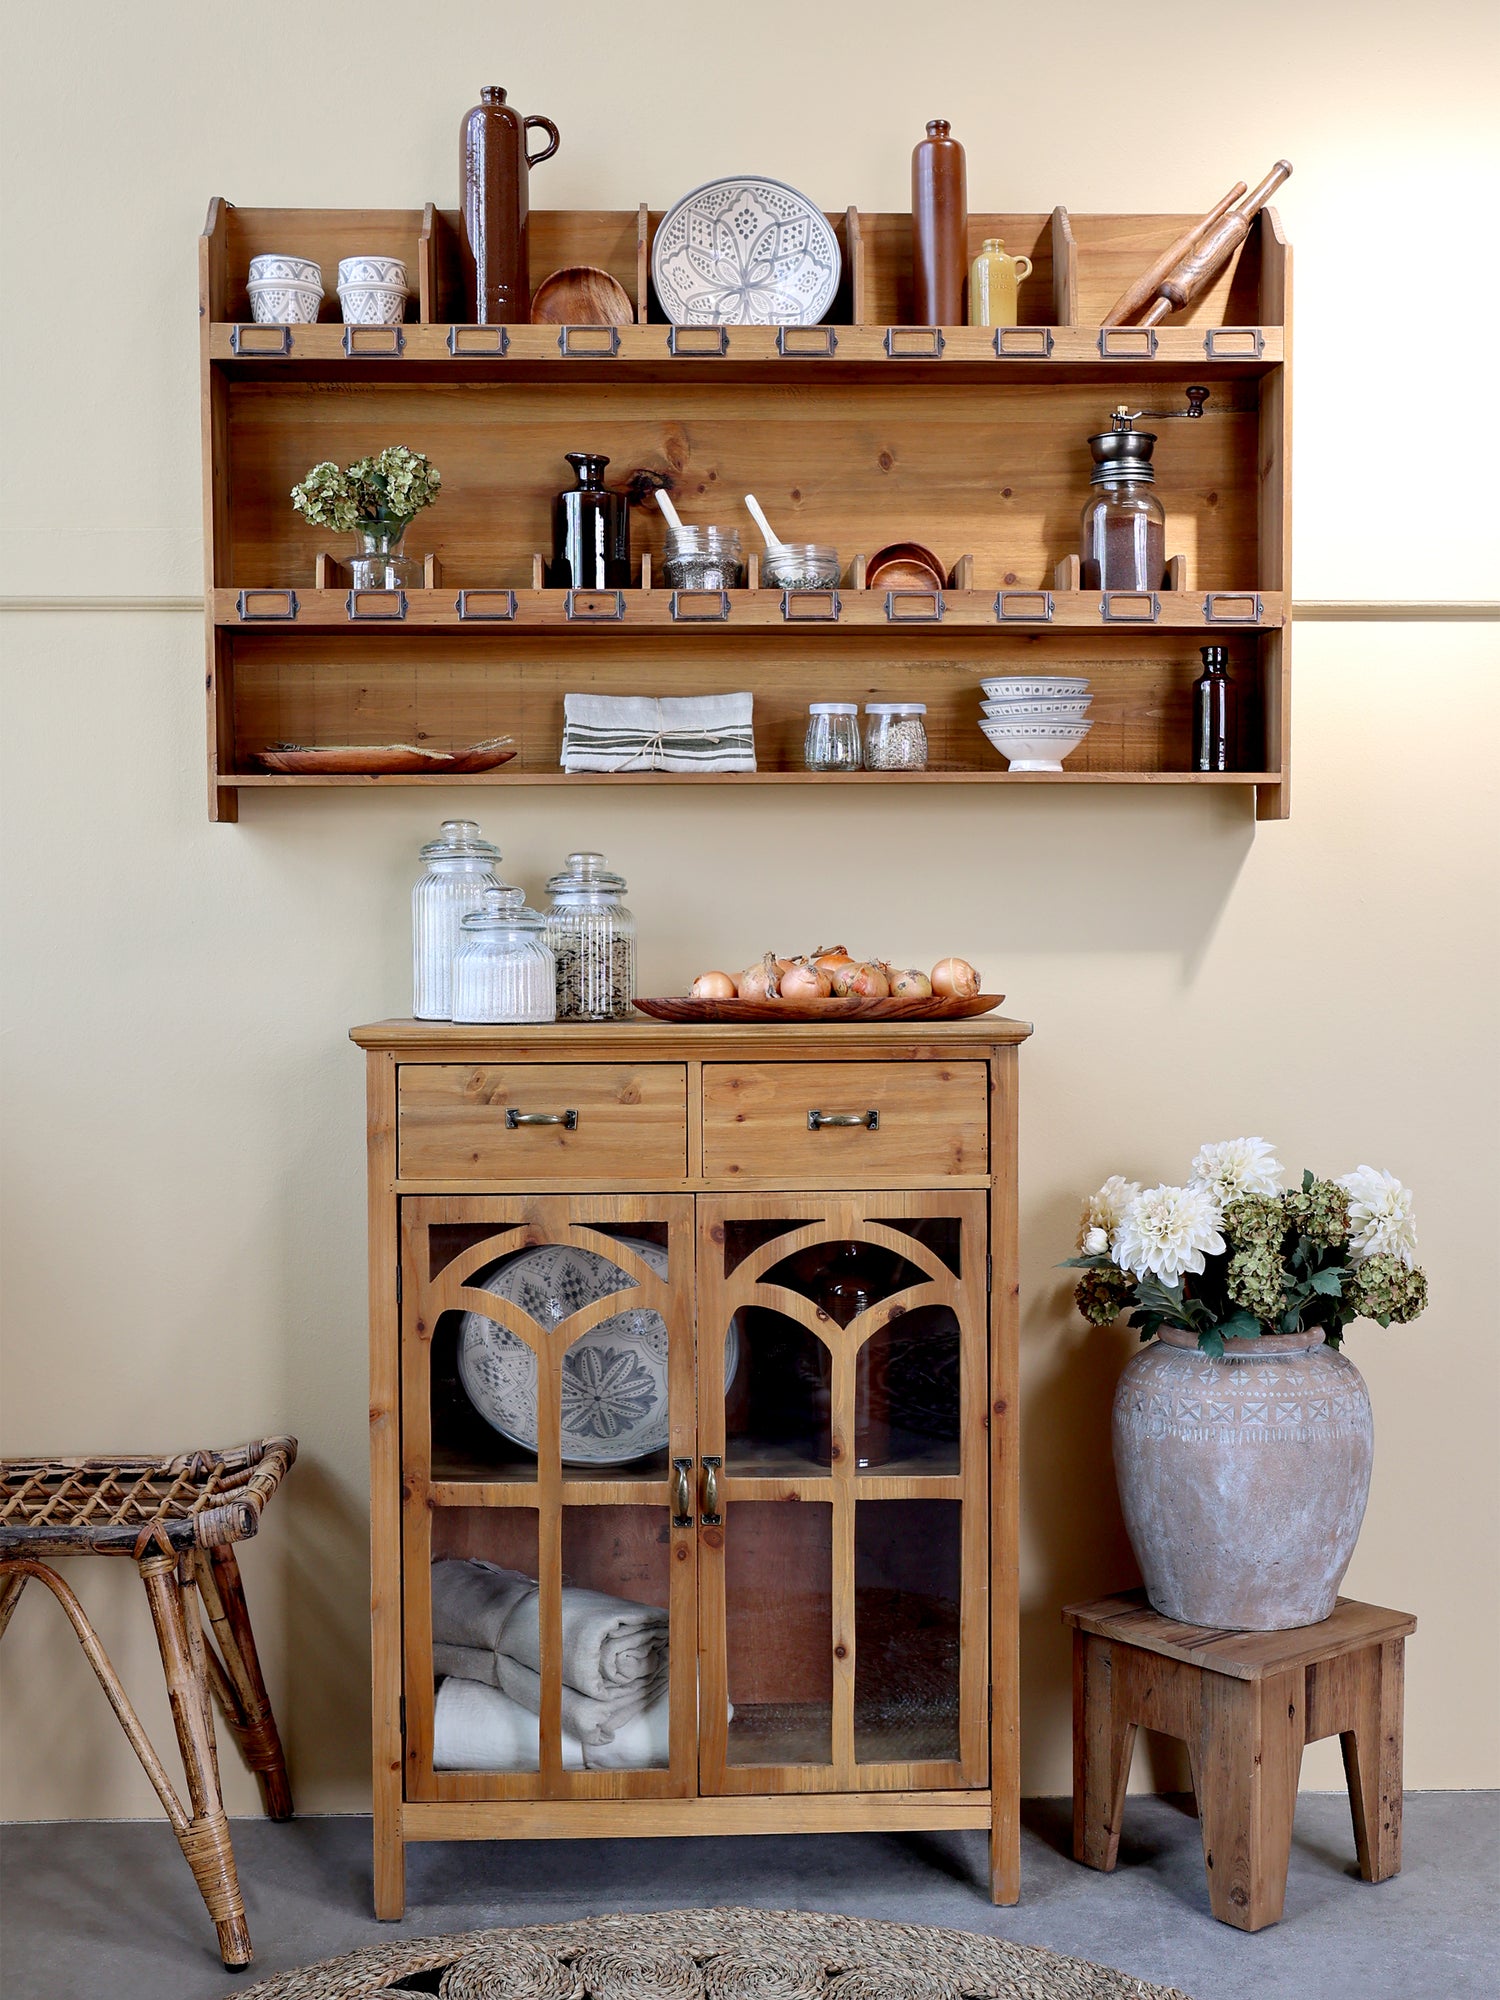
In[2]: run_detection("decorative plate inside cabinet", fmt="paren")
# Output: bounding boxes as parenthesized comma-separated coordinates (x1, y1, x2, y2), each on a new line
(458, 1238, 739, 1464)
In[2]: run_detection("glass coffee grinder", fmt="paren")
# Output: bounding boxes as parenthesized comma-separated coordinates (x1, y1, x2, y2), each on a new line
(1078, 386, 1207, 591)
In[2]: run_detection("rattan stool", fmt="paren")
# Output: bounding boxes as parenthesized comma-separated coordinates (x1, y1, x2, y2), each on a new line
(0, 1437, 297, 1969)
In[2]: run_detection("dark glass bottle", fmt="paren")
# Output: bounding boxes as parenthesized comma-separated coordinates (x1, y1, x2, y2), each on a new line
(547, 453, 631, 589)
(816, 1241, 894, 1468)
(1192, 644, 1234, 770)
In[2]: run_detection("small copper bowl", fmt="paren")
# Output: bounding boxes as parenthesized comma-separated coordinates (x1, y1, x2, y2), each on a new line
(865, 541, 946, 591)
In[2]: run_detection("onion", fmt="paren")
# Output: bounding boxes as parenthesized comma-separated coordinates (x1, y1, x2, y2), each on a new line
(736, 951, 782, 1001)
(830, 959, 890, 999)
(931, 956, 981, 999)
(690, 971, 736, 999)
(888, 967, 932, 998)
(810, 943, 855, 974)
(780, 957, 832, 1000)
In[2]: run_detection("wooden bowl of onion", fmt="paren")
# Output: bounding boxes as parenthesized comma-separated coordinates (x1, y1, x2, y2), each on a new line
(633, 948, 1003, 1022)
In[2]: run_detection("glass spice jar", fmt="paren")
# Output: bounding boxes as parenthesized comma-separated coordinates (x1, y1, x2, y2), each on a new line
(412, 819, 504, 1020)
(863, 702, 928, 770)
(804, 702, 862, 771)
(661, 526, 744, 591)
(451, 887, 557, 1024)
(544, 850, 637, 1021)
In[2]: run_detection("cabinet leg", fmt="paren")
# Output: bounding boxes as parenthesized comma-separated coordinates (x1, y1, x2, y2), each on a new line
(139, 1552, 253, 1969)
(374, 1800, 406, 1921)
(1193, 1667, 1303, 1932)
(989, 1791, 1020, 1904)
(1342, 1637, 1405, 1883)
(1073, 1630, 1136, 1872)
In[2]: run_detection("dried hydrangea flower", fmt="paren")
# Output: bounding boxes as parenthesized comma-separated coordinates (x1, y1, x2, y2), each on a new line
(1346, 1254, 1428, 1325)
(1281, 1177, 1352, 1249)
(1223, 1193, 1284, 1252)
(1226, 1243, 1286, 1325)
(1075, 1267, 1136, 1327)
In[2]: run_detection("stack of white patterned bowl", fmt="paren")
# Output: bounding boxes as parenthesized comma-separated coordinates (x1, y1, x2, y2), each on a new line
(979, 676, 1093, 772)
(338, 256, 409, 326)
(247, 254, 323, 324)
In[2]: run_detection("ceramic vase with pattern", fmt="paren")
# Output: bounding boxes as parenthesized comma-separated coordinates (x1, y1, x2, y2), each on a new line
(1112, 1326, 1374, 1631)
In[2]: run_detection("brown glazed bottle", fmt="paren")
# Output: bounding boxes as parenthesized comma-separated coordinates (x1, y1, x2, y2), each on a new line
(912, 118, 967, 324)
(460, 85, 560, 323)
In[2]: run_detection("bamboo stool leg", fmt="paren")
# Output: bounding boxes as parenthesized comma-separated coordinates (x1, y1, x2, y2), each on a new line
(139, 1551, 253, 1970)
(192, 1547, 294, 1821)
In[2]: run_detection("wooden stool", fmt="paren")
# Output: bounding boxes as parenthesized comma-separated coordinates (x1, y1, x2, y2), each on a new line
(1064, 1589, 1415, 1932)
(0, 1438, 297, 1969)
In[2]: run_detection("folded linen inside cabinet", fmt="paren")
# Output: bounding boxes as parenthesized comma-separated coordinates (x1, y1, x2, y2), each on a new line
(560, 692, 756, 773)
(432, 1673, 585, 1771)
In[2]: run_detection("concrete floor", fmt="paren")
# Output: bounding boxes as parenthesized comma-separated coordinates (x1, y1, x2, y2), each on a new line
(1, 1794, 1495, 2000)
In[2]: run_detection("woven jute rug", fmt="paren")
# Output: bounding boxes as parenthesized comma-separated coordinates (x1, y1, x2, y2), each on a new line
(228, 1906, 1193, 2000)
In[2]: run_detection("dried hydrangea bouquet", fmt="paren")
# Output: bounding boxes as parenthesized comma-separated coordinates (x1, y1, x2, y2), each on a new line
(291, 443, 441, 589)
(1065, 1142, 1429, 1628)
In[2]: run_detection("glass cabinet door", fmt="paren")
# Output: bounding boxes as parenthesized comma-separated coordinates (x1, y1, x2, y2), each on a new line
(696, 1193, 990, 1796)
(399, 1195, 698, 1802)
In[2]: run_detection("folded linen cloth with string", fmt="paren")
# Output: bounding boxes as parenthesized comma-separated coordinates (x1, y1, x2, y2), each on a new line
(432, 1559, 670, 1747)
(560, 692, 755, 773)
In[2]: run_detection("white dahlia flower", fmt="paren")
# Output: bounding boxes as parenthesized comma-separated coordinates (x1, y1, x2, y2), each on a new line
(1077, 1174, 1141, 1251)
(1190, 1136, 1283, 1204)
(1082, 1226, 1110, 1256)
(1113, 1183, 1226, 1286)
(1338, 1165, 1419, 1267)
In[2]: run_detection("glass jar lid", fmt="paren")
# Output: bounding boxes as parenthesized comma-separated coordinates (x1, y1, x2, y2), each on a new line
(865, 702, 927, 715)
(420, 818, 501, 861)
(460, 886, 544, 934)
(808, 702, 858, 715)
(545, 849, 628, 896)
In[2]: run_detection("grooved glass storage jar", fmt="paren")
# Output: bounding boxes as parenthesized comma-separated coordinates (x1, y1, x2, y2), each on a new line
(804, 702, 862, 771)
(543, 851, 636, 1021)
(452, 887, 557, 1024)
(412, 819, 504, 1020)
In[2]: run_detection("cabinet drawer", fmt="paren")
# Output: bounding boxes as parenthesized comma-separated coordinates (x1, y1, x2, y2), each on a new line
(703, 1061, 988, 1179)
(398, 1064, 688, 1180)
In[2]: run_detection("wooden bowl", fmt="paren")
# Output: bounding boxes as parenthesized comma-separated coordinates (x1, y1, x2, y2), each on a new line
(865, 541, 946, 591)
(530, 266, 635, 326)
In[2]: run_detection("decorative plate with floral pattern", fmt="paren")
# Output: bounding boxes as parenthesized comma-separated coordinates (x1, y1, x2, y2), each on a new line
(458, 1237, 739, 1465)
(652, 176, 841, 327)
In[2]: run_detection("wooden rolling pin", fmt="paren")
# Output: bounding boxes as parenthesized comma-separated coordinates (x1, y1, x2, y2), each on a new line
(1140, 161, 1292, 326)
(1102, 181, 1246, 327)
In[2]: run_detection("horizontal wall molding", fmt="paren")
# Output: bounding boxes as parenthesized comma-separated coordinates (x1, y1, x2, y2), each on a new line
(1, 595, 1497, 621)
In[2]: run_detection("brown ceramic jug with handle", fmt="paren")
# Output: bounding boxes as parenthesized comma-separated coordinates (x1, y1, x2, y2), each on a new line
(460, 85, 560, 324)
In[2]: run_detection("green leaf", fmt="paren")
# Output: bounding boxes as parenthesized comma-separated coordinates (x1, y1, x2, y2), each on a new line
(1217, 1309, 1263, 1342)
(1058, 1253, 1113, 1270)
(1200, 1329, 1226, 1359)
(1306, 1266, 1345, 1297)
(1302, 1167, 1315, 1192)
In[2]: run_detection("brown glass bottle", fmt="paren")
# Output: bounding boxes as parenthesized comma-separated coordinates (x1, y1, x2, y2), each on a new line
(1192, 645, 1234, 771)
(460, 85, 559, 324)
(912, 118, 967, 324)
(547, 454, 631, 589)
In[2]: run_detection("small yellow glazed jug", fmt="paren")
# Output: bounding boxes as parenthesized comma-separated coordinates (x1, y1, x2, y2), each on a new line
(967, 238, 1033, 326)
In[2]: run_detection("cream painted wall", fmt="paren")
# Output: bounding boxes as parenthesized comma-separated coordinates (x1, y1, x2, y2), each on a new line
(1, 0, 1497, 1820)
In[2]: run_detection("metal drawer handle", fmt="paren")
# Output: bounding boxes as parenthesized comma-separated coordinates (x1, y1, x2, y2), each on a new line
(504, 1109, 579, 1130)
(671, 1458, 694, 1529)
(700, 1456, 722, 1527)
(807, 1109, 879, 1131)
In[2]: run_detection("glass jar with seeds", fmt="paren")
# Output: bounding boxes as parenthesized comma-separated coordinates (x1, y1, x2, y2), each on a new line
(544, 850, 637, 1021)
(863, 702, 928, 770)
(661, 526, 744, 591)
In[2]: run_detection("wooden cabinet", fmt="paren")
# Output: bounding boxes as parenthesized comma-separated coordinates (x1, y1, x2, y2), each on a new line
(204, 200, 1291, 821)
(353, 1017, 1029, 1915)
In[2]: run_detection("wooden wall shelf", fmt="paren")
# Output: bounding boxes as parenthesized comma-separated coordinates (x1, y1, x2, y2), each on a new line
(202, 198, 1291, 821)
